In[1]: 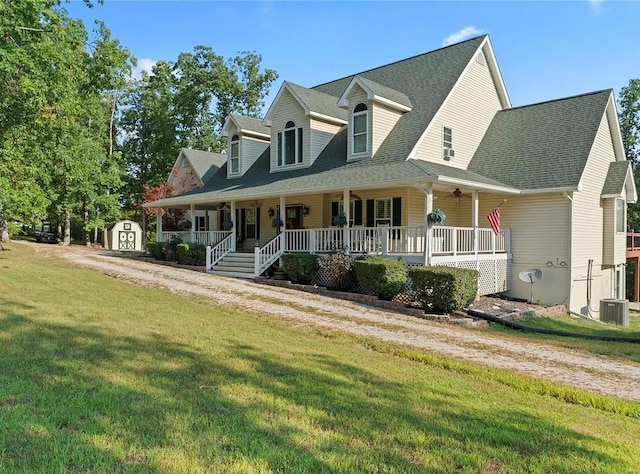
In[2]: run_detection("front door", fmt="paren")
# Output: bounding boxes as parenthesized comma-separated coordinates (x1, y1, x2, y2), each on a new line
(285, 205, 303, 229)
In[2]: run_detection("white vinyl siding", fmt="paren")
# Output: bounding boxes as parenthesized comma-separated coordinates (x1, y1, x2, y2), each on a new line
(269, 88, 309, 171)
(371, 102, 402, 156)
(414, 46, 503, 168)
(310, 118, 341, 164)
(171, 158, 201, 193)
(479, 193, 570, 307)
(241, 135, 270, 174)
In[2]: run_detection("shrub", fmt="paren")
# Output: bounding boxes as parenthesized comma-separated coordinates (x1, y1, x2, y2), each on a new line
(408, 266, 478, 314)
(355, 256, 407, 300)
(176, 243, 206, 266)
(163, 234, 183, 262)
(147, 242, 164, 260)
(281, 253, 319, 284)
(317, 250, 356, 291)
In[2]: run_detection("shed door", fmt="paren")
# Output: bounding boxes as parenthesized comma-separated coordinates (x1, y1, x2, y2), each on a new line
(118, 230, 136, 250)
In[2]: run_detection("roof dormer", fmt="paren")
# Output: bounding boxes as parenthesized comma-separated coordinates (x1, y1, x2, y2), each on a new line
(338, 76, 412, 160)
(221, 114, 270, 178)
(264, 81, 346, 172)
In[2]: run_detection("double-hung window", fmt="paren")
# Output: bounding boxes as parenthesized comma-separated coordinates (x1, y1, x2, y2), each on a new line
(277, 121, 303, 166)
(352, 103, 368, 155)
(443, 127, 453, 150)
(229, 134, 240, 174)
(375, 198, 392, 226)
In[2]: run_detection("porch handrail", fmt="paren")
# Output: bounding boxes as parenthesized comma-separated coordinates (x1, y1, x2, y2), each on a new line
(158, 231, 191, 243)
(193, 231, 231, 246)
(206, 233, 234, 271)
(255, 234, 284, 276)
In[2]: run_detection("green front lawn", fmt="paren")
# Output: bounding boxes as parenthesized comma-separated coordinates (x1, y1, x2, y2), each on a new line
(1, 243, 640, 473)
(482, 313, 640, 363)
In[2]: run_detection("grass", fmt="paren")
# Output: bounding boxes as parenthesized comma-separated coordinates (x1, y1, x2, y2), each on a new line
(481, 312, 640, 363)
(2, 243, 640, 473)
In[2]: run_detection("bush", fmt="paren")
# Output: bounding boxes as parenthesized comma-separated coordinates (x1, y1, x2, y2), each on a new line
(317, 250, 356, 291)
(281, 253, 319, 284)
(147, 242, 164, 260)
(176, 243, 206, 266)
(408, 266, 478, 314)
(163, 234, 183, 262)
(355, 256, 407, 300)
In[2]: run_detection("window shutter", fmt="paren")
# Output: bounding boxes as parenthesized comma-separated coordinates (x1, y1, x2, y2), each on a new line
(354, 200, 363, 226)
(240, 208, 246, 233)
(392, 197, 401, 226)
(219, 210, 224, 230)
(366, 199, 375, 227)
(256, 207, 261, 239)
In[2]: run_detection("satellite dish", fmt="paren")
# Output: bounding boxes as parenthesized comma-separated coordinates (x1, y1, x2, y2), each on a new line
(519, 268, 543, 283)
(518, 268, 543, 303)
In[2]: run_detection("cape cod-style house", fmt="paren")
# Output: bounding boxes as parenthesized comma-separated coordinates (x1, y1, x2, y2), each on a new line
(144, 35, 637, 316)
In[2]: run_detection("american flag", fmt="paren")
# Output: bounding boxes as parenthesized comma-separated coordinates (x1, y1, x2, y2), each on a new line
(487, 208, 500, 235)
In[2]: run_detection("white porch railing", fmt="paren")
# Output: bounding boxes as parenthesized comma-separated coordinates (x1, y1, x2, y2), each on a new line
(255, 234, 284, 276)
(206, 233, 234, 271)
(159, 231, 231, 246)
(282, 226, 508, 256)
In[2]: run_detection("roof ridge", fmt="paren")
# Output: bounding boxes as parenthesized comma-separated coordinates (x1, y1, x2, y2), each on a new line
(505, 89, 612, 112)
(311, 34, 487, 90)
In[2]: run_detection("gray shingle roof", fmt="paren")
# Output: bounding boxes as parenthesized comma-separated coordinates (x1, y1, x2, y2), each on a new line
(181, 148, 227, 184)
(602, 160, 632, 197)
(229, 114, 270, 136)
(150, 128, 517, 208)
(468, 90, 613, 190)
(285, 81, 348, 122)
(312, 35, 487, 165)
(355, 76, 413, 109)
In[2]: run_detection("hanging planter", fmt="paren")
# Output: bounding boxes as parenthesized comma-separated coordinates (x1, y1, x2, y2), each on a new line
(271, 218, 284, 228)
(332, 213, 347, 227)
(222, 220, 233, 231)
(427, 209, 446, 225)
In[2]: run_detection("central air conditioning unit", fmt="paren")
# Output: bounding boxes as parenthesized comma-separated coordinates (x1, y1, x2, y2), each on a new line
(599, 299, 629, 326)
(443, 148, 455, 160)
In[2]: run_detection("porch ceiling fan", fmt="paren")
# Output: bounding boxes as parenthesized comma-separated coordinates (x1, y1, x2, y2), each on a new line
(444, 188, 471, 200)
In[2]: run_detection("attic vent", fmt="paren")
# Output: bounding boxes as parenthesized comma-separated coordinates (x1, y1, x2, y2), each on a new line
(476, 52, 485, 66)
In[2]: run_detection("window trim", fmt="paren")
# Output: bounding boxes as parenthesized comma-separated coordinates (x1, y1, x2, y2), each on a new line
(352, 103, 369, 156)
(616, 198, 625, 233)
(374, 197, 392, 227)
(443, 126, 453, 149)
(277, 121, 303, 167)
(229, 134, 240, 175)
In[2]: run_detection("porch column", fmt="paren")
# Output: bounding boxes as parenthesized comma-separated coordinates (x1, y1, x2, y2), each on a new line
(423, 183, 433, 266)
(156, 208, 162, 240)
(343, 189, 350, 253)
(231, 201, 237, 252)
(471, 190, 479, 255)
(280, 195, 286, 252)
(190, 203, 195, 243)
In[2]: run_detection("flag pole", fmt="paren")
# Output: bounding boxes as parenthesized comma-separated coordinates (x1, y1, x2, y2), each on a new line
(496, 199, 507, 208)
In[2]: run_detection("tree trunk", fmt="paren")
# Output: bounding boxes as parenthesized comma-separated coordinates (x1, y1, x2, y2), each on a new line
(94, 226, 98, 246)
(63, 209, 71, 246)
(84, 209, 91, 247)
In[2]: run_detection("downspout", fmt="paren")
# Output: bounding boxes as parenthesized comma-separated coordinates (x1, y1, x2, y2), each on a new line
(564, 191, 574, 313)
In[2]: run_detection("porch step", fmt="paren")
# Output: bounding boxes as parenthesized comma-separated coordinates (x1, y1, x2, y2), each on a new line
(209, 252, 256, 279)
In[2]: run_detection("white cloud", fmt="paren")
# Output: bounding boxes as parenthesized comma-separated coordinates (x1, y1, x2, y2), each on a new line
(588, 0, 605, 12)
(129, 58, 157, 81)
(442, 26, 484, 47)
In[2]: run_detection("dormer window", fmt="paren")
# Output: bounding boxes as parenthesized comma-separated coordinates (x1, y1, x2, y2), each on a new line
(277, 120, 303, 166)
(352, 103, 369, 155)
(230, 134, 240, 174)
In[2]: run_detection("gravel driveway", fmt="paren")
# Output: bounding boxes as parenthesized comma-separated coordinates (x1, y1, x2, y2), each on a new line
(27, 242, 640, 402)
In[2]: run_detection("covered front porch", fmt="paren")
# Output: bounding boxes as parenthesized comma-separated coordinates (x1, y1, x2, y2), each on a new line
(154, 184, 513, 296)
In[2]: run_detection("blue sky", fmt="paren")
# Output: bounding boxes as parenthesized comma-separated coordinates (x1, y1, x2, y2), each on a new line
(67, 0, 640, 109)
